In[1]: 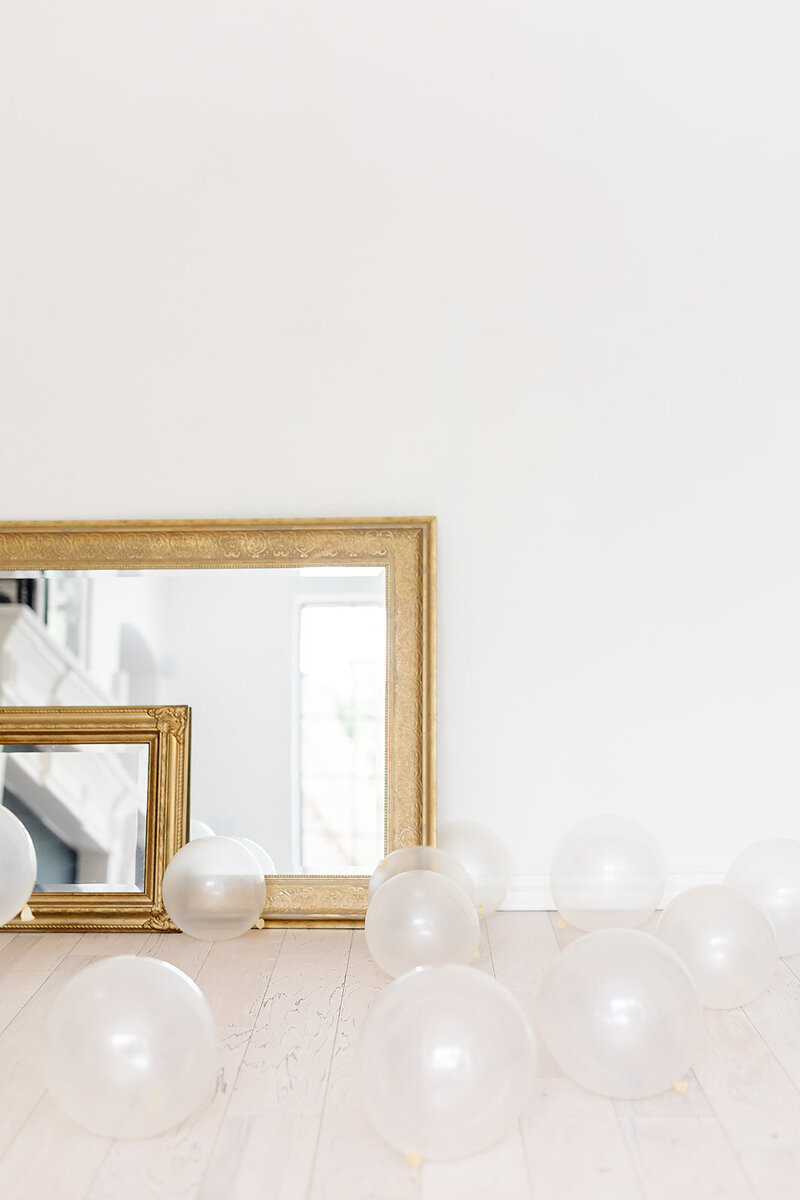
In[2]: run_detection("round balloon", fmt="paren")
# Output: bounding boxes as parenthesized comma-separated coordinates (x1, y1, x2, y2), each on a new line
(657, 884, 777, 1009)
(233, 837, 275, 876)
(162, 837, 266, 940)
(550, 814, 667, 931)
(537, 928, 702, 1098)
(368, 845, 476, 905)
(0, 806, 37, 925)
(359, 964, 536, 1160)
(43, 956, 217, 1139)
(436, 821, 511, 916)
(365, 870, 480, 978)
(725, 839, 800, 957)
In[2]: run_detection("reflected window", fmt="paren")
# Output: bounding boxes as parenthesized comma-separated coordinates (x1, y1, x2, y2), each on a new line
(297, 604, 386, 873)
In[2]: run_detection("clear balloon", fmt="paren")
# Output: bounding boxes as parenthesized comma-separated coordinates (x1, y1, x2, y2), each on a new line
(725, 839, 800, 957)
(368, 845, 476, 904)
(43, 955, 217, 1139)
(550, 814, 667, 931)
(657, 884, 777, 1009)
(190, 820, 216, 840)
(233, 837, 275, 876)
(162, 837, 266, 940)
(359, 964, 536, 1160)
(436, 820, 511, 916)
(537, 928, 702, 1099)
(365, 870, 480, 978)
(0, 806, 37, 925)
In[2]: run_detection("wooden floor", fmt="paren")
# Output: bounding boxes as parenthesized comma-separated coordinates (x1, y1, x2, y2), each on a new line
(1, 913, 800, 1199)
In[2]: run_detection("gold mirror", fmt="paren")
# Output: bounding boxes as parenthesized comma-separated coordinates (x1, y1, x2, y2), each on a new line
(0, 705, 189, 931)
(0, 518, 436, 927)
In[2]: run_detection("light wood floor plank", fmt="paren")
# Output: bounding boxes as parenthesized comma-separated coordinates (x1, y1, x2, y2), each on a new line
(202, 930, 351, 1200)
(692, 1007, 800, 1199)
(521, 1078, 643, 1200)
(309, 932, 419, 1200)
(617, 1114, 756, 1200)
(0, 954, 94, 1157)
(138, 931, 214, 979)
(0, 931, 83, 977)
(743, 960, 800, 1092)
(0, 1096, 111, 1200)
(85, 930, 285, 1200)
(420, 1129, 531, 1200)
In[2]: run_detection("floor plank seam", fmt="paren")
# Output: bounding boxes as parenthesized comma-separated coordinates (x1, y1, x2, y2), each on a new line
(306, 930, 354, 1199)
(192, 929, 288, 1185)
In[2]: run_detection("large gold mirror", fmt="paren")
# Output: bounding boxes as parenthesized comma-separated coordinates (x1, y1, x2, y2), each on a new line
(0, 518, 436, 927)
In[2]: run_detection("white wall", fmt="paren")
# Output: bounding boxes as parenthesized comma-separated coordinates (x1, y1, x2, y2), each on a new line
(2, 2, 799, 903)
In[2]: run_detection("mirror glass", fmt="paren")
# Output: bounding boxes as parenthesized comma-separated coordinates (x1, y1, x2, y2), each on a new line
(0, 566, 387, 876)
(0, 742, 149, 892)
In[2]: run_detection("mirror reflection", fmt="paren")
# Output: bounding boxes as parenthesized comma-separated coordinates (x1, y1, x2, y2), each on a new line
(0, 567, 387, 876)
(0, 743, 148, 892)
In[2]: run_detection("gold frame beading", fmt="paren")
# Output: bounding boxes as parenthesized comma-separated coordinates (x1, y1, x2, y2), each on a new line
(0, 705, 190, 932)
(0, 517, 437, 928)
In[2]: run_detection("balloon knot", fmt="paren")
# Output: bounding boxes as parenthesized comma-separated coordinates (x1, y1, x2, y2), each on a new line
(405, 1153, 423, 1169)
(19, 905, 35, 923)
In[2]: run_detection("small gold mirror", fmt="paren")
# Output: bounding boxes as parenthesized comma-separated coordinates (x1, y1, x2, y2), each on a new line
(0, 518, 436, 928)
(0, 705, 189, 931)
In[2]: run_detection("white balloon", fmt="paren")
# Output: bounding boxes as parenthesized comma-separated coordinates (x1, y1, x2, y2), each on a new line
(550, 814, 667, 931)
(725, 838, 800, 956)
(368, 845, 476, 904)
(233, 837, 276, 876)
(365, 870, 480, 978)
(0, 806, 37, 925)
(657, 884, 777, 1009)
(537, 929, 702, 1099)
(437, 820, 511, 916)
(162, 837, 266, 940)
(359, 964, 536, 1160)
(43, 956, 217, 1139)
(190, 820, 216, 840)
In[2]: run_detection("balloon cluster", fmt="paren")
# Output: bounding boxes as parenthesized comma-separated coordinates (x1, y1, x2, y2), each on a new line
(4, 800, 800, 1155)
(358, 814, 800, 1162)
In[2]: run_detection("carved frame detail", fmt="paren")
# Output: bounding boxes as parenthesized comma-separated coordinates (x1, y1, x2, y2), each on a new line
(0, 705, 190, 932)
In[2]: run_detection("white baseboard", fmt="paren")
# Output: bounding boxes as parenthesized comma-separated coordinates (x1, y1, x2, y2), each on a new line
(500, 871, 725, 911)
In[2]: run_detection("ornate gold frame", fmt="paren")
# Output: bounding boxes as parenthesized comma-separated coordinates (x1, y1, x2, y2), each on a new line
(0, 705, 190, 932)
(0, 517, 437, 928)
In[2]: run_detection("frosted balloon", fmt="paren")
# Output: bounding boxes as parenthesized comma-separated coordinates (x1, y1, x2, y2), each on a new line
(162, 837, 266, 940)
(359, 964, 536, 1160)
(368, 845, 476, 904)
(43, 956, 217, 1139)
(190, 820, 215, 840)
(0, 806, 37, 925)
(437, 820, 511, 916)
(365, 870, 480, 978)
(725, 839, 800, 956)
(233, 837, 276, 875)
(550, 814, 667, 931)
(657, 885, 777, 1009)
(538, 929, 702, 1099)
